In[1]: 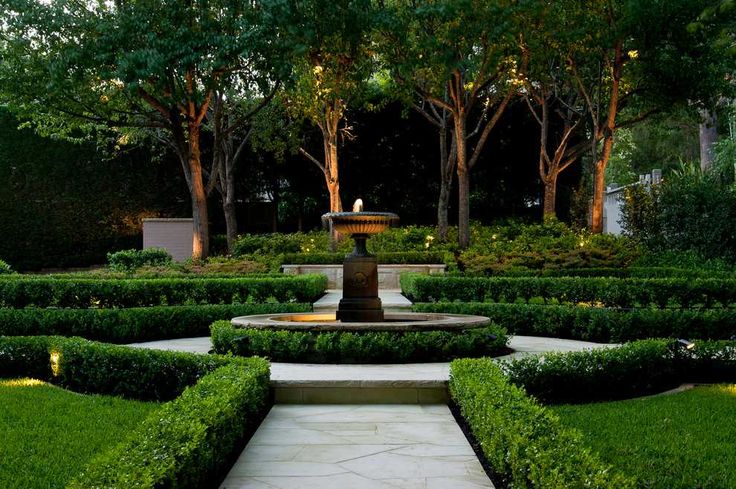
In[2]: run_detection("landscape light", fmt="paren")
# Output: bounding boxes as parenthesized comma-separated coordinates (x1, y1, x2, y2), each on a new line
(677, 339, 695, 350)
(50, 351, 60, 377)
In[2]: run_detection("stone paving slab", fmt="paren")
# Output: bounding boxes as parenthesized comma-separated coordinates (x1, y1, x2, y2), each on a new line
(219, 404, 494, 489)
(313, 289, 413, 312)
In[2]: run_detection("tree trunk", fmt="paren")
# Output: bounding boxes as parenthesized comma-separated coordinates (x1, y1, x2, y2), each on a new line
(437, 130, 455, 241)
(188, 123, 209, 260)
(543, 173, 558, 218)
(591, 161, 606, 233)
(590, 40, 622, 234)
(454, 113, 470, 249)
(700, 109, 718, 172)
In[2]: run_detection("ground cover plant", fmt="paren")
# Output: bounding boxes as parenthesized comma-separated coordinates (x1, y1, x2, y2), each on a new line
(553, 385, 736, 489)
(0, 378, 157, 489)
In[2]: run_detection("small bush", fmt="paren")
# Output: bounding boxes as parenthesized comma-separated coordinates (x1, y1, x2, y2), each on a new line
(69, 363, 269, 489)
(211, 320, 508, 363)
(401, 274, 736, 308)
(0, 274, 327, 308)
(450, 358, 636, 488)
(0, 259, 13, 274)
(413, 302, 736, 342)
(0, 303, 311, 343)
(107, 248, 173, 272)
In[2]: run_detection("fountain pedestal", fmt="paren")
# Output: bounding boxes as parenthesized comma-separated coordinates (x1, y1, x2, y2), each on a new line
(337, 234, 383, 322)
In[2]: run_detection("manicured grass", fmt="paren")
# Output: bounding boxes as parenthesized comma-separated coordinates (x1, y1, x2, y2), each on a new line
(552, 385, 736, 489)
(0, 379, 158, 489)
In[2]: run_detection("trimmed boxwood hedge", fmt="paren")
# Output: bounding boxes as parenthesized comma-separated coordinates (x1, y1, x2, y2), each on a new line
(281, 251, 446, 265)
(68, 363, 269, 489)
(450, 341, 736, 488)
(0, 335, 271, 489)
(501, 339, 736, 405)
(450, 358, 636, 489)
(401, 274, 736, 308)
(413, 302, 736, 342)
(0, 303, 311, 343)
(0, 274, 327, 308)
(210, 320, 509, 363)
(483, 266, 736, 279)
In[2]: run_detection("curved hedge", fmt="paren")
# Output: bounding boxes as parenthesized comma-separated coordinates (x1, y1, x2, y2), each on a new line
(210, 320, 508, 363)
(450, 358, 635, 489)
(402, 274, 736, 308)
(500, 339, 736, 405)
(0, 303, 311, 343)
(0, 274, 327, 308)
(413, 302, 736, 342)
(0, 336, 271, 489)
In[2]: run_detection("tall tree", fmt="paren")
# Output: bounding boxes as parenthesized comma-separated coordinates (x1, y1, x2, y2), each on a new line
(265, 0, 377, 214)
(380, 0, 530, 248)
(564, 0, 733, 233)
(0, 0, 273, 258)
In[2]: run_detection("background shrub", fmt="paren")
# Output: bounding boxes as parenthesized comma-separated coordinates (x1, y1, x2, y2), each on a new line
(0, 259, 13, 274)
(211, 320, 508, 363)
(107, 248, 173, 272)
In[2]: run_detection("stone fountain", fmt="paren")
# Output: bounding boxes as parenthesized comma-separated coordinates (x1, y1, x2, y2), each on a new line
(324, 199, 398, 322)
(231, 201, 489, 332)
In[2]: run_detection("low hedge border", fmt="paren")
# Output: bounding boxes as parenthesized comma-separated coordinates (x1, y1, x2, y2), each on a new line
(479, 266, 736, 279)
(0, 335, 271, 489)
(68, 363, 269, 489)
(413, 302, 736, 342)
(210, 320, 509, 363)
(501, 339, 736, 405)
(402, 274, 736, 308)
(0, 303, 311, 343)
(280, 251, 447, 265)
(450, 358, 636, 489)
(0, 274, 327, 308)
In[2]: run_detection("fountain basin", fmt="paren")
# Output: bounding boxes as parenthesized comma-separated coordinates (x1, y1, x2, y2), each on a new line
(231, 312, 490, 332)
(322, 211, 399, 235)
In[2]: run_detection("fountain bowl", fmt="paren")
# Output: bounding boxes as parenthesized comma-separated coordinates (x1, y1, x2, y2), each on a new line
(322, 211, 399, 235)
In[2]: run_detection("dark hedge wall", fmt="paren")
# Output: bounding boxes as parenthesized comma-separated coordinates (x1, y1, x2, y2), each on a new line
(0, 109, 189, 270)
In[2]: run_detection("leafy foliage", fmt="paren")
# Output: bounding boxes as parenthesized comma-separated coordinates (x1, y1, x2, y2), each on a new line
(622, 166, 736, 262)
(107, 248, 173, 272)
(0, 260, 13, 274)
(211, 320, 508, 363)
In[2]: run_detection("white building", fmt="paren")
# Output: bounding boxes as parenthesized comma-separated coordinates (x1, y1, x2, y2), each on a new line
(603, 169, 661, 235)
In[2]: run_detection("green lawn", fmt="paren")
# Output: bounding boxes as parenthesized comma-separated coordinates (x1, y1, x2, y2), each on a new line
(0, 378, 158, 489)
(553, 385, 736, 489)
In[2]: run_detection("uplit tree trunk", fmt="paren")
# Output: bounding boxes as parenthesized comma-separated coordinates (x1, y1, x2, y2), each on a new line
(187, 123, 210, 259)
(542, 173, 558, 217)
(590, 41, 622, 234)
(453, 106, 470, 249)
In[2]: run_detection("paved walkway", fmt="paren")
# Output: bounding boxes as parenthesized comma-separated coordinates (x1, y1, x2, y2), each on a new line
(313, 289, 413, 312)
(219, 404, 493, 489)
